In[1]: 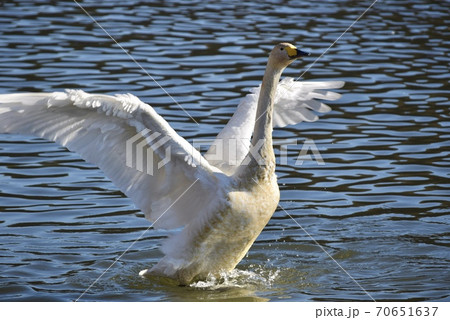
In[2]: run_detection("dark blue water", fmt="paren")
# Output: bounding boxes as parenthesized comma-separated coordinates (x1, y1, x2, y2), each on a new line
(0, 0, 449, 301)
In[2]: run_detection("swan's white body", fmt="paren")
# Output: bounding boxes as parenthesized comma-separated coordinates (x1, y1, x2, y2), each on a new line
(0, 43, 343, 284)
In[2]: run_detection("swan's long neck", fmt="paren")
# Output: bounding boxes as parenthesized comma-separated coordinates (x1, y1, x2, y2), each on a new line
(238, 59, 284, 183)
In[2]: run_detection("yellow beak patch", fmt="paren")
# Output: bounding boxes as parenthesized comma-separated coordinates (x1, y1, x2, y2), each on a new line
(285, 45, 297, 57)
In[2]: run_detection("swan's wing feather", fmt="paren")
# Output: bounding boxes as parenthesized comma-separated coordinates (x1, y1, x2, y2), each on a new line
(204, 90, 258, 175)
(205, 77, 344, 174)
(0, 90, 221, 229)
(273, 78, 344, 127)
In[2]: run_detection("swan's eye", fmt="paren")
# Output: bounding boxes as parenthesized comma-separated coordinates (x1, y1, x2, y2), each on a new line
(280, 47, 284, 51)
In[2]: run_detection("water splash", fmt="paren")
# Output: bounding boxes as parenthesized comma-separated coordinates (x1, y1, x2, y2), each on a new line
(190, 266, 280, 290)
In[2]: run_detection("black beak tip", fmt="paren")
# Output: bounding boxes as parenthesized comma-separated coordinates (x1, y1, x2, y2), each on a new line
(297, 49, 310, 57)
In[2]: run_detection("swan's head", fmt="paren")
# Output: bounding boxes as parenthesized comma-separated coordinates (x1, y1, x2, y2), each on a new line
(269, 43, 310, 68)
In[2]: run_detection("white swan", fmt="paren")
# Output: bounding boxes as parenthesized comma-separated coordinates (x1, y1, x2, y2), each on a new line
(0, 43, 343, 285)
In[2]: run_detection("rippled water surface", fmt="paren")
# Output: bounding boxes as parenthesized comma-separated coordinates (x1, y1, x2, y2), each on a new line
(0, 0, 449, 301)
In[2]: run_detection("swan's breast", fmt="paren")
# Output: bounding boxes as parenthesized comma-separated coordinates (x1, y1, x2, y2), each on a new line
(150, 176, 280, 284)
(196, 177, 280, 268)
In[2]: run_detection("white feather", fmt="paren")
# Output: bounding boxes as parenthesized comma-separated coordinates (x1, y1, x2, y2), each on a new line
(0, 90, 224, 230)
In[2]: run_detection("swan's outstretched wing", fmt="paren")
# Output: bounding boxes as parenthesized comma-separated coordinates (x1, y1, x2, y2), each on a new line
(204, 77, 344, 174)
(0, 90, 223, 229)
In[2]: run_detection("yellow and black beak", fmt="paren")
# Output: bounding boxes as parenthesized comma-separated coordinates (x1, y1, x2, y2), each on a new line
(293, 48, 310, 58)
(285, 45, 310, 59)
